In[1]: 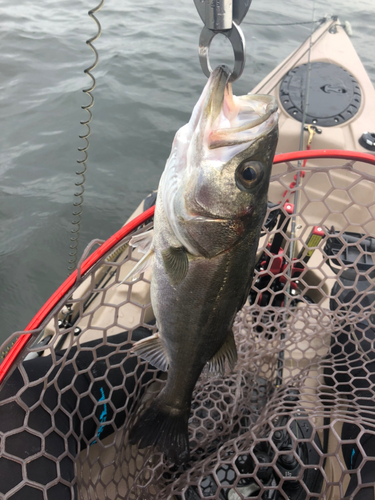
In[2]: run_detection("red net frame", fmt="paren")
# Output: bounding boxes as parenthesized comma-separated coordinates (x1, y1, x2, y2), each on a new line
(1, 148, 375, 500)
(1, 149, 374, 385)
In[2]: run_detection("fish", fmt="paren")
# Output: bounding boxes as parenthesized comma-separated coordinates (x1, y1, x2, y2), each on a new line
(126, 65, 278, 465)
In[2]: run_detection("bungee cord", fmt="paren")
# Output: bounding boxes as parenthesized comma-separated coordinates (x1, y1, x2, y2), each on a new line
(68, 0, 104, 272)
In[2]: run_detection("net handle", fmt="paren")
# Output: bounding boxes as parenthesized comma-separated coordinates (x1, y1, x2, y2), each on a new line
(1, 149, 374, 384)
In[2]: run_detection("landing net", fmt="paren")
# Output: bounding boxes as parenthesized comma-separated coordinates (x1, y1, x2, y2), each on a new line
(1, 150, 375, 500)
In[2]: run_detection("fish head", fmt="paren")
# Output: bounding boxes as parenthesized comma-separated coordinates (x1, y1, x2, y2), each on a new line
(161, 65, 278, 256)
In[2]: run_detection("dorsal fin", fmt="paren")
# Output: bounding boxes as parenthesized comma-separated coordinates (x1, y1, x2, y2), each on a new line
(120, 248, 154, 283)
(129, 229, 154, 254)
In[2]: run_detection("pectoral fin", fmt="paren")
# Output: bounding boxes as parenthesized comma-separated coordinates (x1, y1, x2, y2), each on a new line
(161, 247, 189, 286)
(131, 333, 169, 371)
(207, 331, 238, 376)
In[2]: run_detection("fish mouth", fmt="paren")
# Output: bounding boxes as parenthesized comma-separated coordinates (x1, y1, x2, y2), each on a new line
(198, 65, 278, 150)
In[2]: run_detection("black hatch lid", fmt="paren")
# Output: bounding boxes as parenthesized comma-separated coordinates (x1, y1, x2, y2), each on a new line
(279, 62, 361, 127)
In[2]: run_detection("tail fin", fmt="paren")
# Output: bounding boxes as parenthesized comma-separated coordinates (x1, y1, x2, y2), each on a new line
(129, 398, 190, 465)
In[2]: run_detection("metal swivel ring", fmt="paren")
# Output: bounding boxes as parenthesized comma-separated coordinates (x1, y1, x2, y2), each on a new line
(198, 22, 246, 83)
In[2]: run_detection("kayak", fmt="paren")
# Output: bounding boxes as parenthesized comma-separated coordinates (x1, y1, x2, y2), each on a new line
(1, 17, 375, 500)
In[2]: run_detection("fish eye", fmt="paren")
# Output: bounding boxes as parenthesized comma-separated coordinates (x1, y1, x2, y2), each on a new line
(235, 160, 264, 191)
(242, 166, 257, 181)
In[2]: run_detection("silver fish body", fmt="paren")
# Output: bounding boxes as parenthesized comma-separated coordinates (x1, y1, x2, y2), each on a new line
(128, 66, 278, 464)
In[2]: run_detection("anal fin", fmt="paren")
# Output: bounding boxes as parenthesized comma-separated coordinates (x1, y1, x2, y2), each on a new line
(132, 333, 169, 371)
(207, 330, 238, 376)
(161, 247, 189, 286)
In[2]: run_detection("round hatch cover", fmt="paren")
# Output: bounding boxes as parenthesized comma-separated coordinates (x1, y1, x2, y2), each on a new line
(279, 62, 361, 127)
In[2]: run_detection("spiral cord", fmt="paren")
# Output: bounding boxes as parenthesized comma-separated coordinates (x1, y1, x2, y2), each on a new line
(68, 0, 105, 272)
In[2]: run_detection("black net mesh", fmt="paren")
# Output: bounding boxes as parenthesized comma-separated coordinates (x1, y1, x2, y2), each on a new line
(1, 158, 375, 500)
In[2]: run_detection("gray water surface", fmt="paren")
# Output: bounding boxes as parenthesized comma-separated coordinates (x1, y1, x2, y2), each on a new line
(0, 0, 374, 344)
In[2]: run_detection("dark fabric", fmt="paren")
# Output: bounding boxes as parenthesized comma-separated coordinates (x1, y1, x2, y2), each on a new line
(342, 425, 375, 499)
(328, 280, 375, 500)
(0, 327, 157, 500)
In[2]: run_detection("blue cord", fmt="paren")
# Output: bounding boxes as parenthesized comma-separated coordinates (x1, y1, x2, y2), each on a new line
(91, 387, 108, 445)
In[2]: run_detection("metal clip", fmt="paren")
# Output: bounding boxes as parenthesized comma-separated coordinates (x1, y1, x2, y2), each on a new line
(194, 0, 253, 27)
(194, 0, 253, 82)
(198, 23, 245, 82)
(201, 0, 233, 31)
